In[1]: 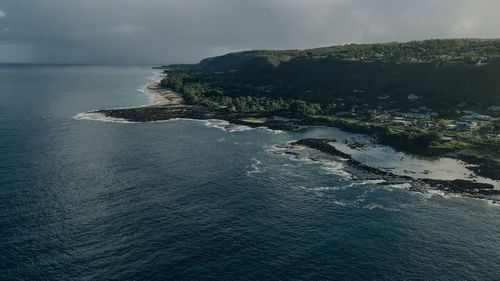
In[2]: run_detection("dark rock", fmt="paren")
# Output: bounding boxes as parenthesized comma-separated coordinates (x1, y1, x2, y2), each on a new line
(457, 154, 500, 181)
(291, 138, 498, 200)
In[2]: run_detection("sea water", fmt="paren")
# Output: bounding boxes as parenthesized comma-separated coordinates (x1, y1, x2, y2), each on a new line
(1, 65, 499, 280)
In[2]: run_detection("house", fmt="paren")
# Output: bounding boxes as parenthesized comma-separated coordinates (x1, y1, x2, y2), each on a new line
(373, 114, 390, 121)
(445, 124, 457, 130)
(462, 113, 490, 121)
(408, 93, 421, 100)
(488, 106, 500, 112)
(403, 112, 430, 119)
(378, 95, 390, 100)
(392, 119, 411, 127)
(455, 121, 477, 132)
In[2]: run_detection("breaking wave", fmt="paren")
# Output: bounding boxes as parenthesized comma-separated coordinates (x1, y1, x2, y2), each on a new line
(74, 112, 135, 123)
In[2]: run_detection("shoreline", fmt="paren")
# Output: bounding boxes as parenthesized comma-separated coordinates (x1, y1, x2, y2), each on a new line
(284, 138, 500, 201)
(91, 82, 499, 201)
(146, 82, 186, 107)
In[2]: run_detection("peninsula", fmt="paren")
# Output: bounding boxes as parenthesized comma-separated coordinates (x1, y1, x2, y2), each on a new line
(97, 38, 500, 200)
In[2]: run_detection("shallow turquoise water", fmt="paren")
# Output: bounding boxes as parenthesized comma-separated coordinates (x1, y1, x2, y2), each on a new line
(1, 65, 499, 280)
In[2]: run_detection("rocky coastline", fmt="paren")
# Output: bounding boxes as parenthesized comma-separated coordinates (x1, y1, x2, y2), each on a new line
(98, 104, 302, 131)
(290, 138, 500, 200)
(92, 84, 499, 201)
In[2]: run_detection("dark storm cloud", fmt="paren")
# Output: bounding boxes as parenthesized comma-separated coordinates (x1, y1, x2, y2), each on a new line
(0, 0, 499, 64)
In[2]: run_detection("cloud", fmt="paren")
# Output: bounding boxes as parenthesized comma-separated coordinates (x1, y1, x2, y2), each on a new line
(0, 10, 6, 18)
(110, 24, 148, 34)
(0, 0, 500, 64)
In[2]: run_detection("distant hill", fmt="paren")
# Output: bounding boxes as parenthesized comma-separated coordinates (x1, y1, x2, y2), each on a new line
(171, 39, 500, 113)
(196, 39, 500, 71)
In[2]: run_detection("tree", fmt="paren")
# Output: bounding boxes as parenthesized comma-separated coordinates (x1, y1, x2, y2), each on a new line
(160, 71, 187, 92)
(289, 100, 320, 117)
(413, 131, 441, 146)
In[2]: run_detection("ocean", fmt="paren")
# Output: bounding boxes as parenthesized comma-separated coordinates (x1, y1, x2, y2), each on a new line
(1, 65, 499, 280)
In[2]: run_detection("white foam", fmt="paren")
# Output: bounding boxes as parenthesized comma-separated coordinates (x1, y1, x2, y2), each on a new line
(145, 70, 165, 83)
(163, 118, 284, 134)
(149, 118, 268, 133)
(268, 143, 352, 179)
(74, 112, 135, 123)
(161, 118, 283, 134)
(320, 162, 352, 178)
(137, 70, 165, 106)
(307, 186, 347, 192)
(159, 118, 253, 132)
(427, 189, 447, 197)
(332, 199, 349, 207)
(135, 87, 156, 103)
(385, 183, 412, 190)
(362, 203, 399, 211)
(247, 158, 263, 175)
(486, 199, 500, 207)
(259, 127, 283, 134)
(202, 119, 253, 132)
(358, 179, 387, 185)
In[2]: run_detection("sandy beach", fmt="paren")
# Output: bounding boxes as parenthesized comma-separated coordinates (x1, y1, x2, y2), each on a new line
(146, 82, 185, 107)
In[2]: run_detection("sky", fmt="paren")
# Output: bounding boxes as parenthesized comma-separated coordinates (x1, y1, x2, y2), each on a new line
(0, 0, 499, 64)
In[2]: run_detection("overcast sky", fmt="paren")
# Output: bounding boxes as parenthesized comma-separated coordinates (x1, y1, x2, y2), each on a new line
(0, 0, 499, 64)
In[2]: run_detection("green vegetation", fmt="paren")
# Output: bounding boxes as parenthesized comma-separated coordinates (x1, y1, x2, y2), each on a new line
(197, 39, 500, 70)
(160, 39, 500, 155)
(181, 39, 500, 114)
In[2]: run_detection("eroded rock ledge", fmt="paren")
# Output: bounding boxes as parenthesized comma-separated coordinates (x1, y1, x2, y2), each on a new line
(98, 105, 302, 131)
(292, 138, 500, 200)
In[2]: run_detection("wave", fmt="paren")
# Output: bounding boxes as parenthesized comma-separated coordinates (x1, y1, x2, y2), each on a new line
(294, 185, 348, 192)
(149, 118, 254, 132)
(73, 113, 282, 135)
(145, 70, 165, 83)
(163, 118, 283, 134)
(202, 119, 253, 132)
(73, 112, 136, 124)
(136, 88, 157, 106)
(268, 143, 352, 179)
(260, 128, 283, 134)
(357, 179, 387, 185)
(75, 70, 165, 121)
(247, 157, 263, 175)
(137, 70, 165, 106)
(73, 70, 284, 134)
(362, 203, 399, 211)
(320, 162, 352, 178)
(204, 119, 282, 134)
(295, 185, 400, 211)
(385, 182, 412, 190)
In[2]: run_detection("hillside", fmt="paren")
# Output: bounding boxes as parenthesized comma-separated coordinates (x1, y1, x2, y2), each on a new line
(170, 39, 500, 114)
(197, 38, 500, 70)
(157, 39, 500, 162)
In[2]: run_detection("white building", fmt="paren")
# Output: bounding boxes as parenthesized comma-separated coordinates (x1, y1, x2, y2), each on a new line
(408, 93, 421, 101)
(488, 106, 500, 112)
(455, 121, 477, 132)
(403, 112, 430, 119)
